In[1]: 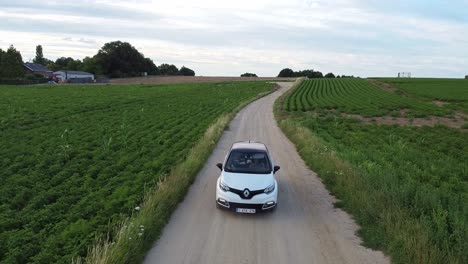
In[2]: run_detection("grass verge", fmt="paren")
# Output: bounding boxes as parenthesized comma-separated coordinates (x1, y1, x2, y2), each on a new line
(274, 80, 467, 264)
(74, 86, 277, 264)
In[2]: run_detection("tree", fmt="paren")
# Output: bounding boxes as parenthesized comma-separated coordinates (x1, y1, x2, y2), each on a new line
(324, 72, 335, 78)
(294, 69, 323, 78)
(81, 56, 102, 75)
(179, 66, 195, 76)
(0, 45, 24, 78)
(278, 68, 295, 77)
(55, 57, 77, 70)
(95, 41, 151, 78)
(159, 64, 179, 75)
(241, 72, 257, 77)
(66, 59, 82, 71)
(0, 48, 4, 77)
(144, 58, 159, 75)
(33, 45, 46, 65)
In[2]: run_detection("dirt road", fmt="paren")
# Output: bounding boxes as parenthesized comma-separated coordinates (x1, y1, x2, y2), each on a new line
(143, 82, 389, 264)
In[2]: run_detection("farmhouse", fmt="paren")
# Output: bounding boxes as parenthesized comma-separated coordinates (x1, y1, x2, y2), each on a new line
(23, 63, 53, 78)
(54, 70, 95, 83)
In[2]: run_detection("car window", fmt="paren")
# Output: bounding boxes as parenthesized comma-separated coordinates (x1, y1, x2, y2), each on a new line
(225, 149, 272, 174)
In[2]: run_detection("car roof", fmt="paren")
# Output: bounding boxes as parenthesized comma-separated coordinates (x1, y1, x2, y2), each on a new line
(231, 141, 267, 151)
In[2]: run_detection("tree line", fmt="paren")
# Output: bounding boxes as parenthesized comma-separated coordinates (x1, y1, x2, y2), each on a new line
(278, 68, 356, 78)
(0, 41, 195, 79)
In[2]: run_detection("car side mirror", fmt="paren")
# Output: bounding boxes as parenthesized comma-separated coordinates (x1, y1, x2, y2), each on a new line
(274, 165, 280, 173)
(216, 163, 223, 170)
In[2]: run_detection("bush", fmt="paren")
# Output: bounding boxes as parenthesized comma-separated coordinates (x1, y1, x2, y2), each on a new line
(179, 66, 195, 76)
(278, 68, 295, 77)
(240, 73, 257, 77)
(159, 64, 179, 76)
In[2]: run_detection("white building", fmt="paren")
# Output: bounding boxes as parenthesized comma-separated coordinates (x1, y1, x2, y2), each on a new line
(54, 71, 95, 83)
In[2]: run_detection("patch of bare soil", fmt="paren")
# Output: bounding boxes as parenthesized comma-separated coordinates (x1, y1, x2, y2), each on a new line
(342, 113, 467, 130)
(367, 79, 398, 93)
(111, 76, 296, 84)
(432, 100, 449, 106)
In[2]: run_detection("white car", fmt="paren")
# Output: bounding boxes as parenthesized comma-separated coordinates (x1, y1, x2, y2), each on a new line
(216, 141, 280, 213)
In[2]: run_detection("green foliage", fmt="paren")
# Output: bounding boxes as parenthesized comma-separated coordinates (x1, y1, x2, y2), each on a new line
(95, 41, 157, 78)
(144, 58, 159, 75)
(33, 45, 45, 65)
(285, 78, 448, 117)
(276, 79, 467, 264)
(296, 69, 323, 78)
(240, 72, 257, 77)
(0, 45, 24, 78)
(278, 68, 328, 78)
(324, 72, 335, 78)
(0, 82, 273, 263)
(278, 68, 294, 77)
(179, 66, 195, 76)
(158, 63, 179, 75)
(80, 56, 102, 75)
(378, 78, 468, 113)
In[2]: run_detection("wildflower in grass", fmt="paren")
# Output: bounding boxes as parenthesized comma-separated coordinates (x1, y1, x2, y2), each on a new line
(135, 206, 140, 211)
(138, 233, 143, 237)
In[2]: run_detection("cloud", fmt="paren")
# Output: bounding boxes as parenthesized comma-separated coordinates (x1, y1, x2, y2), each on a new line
(0, 0, 467, 77)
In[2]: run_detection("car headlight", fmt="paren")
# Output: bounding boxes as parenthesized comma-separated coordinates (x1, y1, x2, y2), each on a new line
(264, 183, 275, 194)
(219, 180, 230, 192)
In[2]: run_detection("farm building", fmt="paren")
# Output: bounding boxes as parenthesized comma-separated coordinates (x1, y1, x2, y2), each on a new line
(54, 71, 95, 83)
(23, 63, 53, 78)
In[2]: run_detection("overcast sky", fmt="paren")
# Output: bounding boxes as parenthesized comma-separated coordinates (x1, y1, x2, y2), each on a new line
(1, 0, 467, 77)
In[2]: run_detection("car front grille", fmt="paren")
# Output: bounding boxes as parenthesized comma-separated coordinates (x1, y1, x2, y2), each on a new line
(229, 187, 264, 199)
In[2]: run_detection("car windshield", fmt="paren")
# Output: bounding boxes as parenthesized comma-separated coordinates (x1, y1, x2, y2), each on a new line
(225, 149, 272, 174)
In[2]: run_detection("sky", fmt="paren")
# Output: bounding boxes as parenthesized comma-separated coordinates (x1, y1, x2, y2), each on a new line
(0, 0, 467, 77)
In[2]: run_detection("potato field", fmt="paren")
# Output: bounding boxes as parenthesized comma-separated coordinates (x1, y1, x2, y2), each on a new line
(0, 82, 273, 263)
(278, 78, 467, 264)
(378, 78, 468, 113)
(285, 78, 450, 117)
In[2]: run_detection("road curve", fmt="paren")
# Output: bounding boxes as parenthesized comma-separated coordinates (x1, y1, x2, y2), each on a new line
(143, 82, 389, 264)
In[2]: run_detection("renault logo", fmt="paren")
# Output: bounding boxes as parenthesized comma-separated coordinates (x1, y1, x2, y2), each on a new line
(243, 189, 250, 198)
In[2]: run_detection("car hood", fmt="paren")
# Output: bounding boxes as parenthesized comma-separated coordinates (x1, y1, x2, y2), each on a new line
(222, 171, 274, 190)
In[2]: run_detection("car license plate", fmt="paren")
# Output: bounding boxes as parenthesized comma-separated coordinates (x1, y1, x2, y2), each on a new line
(236, 208, 256, 214)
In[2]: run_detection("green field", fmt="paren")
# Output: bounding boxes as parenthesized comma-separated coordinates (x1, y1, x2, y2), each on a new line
(377, 78, 468, 113)
(285, 78, 450, 117)
(276, 79, 467, 264)
(0, 82, 273, 263)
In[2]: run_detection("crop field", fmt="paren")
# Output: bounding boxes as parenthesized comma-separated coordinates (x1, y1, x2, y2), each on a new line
(277, 78, 467, 264)
(0, 82, 273, 263)
(377, 78, 468, 113)
(285, 78, 450, 117)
